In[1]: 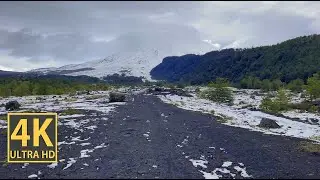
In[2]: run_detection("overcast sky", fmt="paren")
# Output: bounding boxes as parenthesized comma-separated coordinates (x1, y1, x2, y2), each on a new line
(0, 1, 319, 71)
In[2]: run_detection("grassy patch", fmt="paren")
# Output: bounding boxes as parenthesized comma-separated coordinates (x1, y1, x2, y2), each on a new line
(0, 114, 7, 121)
(299, 141, 320, 153)
(0, 159, 7, 167)
(288, 101, 319, 113)
(309, 135, 320, 142)
(0, 129, 7, 135)
(216, 113, 233, 123)
(60, 108, 81, 116)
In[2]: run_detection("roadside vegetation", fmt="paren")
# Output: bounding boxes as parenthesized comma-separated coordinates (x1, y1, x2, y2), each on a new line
(299, 141, 320, 153)
(259, 72, 320, 114)
(0, 77, 111, 97)
(0, 114, 7, 121)
(199, 78, 234, 104)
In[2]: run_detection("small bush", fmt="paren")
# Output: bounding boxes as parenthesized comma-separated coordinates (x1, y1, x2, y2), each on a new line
(0, 128, 7, 135)
(195, 87, 201, 93)
(288, 101, 311, 112)
(0, 114, 7, 121)
(309, 105, 319, 113)
(305, 72, 320, 100)
(287, 79, 304, 93)
(299, 141, 320, 153)
(204, 87, 234, 104)
(176, 84, 185, 89)
(288, 101, 320, 113)
(167, 84, 175, 89)
(260, 88, 291, 113)
(203, 78, 234, 104)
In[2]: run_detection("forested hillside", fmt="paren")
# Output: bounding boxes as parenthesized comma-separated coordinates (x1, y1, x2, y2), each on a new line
(0, 75, 108, 97)
(150, 34, 320, 85)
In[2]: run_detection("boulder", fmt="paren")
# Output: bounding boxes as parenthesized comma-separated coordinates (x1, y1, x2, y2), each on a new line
(258, 118, 281, 129)
(109, 92, 126, 102)
(5, 101, 21, 111)
(154, 87, 165, 92)
(309, 118, 319, 123)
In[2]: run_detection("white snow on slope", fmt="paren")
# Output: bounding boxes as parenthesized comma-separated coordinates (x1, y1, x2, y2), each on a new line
(36, 49, 164, 80)
(158, 94, 320, 142)
(30, 49, 185, 80)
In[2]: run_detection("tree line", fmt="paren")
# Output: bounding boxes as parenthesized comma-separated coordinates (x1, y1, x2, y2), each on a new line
(0, 77, 110, 97)
(151, 34, 320, 85)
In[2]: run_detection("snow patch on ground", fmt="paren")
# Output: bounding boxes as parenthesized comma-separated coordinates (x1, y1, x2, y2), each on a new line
(28, 174, 38, 179)
(190, 155, 251, 179)
(283, 110, 320, 125)
(63, 158, 77, 170)
(189, 159, 208, 168)
(222, 161, 233, 167)
(47, 162, 58, 169)
(234, 166, 252, 178)
(158, 94, 320, 142)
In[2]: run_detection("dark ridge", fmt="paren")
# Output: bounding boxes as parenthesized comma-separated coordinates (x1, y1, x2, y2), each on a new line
(151, 34, 320, 85)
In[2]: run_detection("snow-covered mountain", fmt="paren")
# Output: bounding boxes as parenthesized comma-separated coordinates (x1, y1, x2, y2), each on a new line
(31, 48, 166, 80)
(30, 28, 219, 80)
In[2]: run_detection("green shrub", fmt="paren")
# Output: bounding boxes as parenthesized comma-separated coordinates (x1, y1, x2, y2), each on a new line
(195, 87, 201, 93)
(0, 78, 111, 97)
(287, 79, 304, 93)
(203, 78, 234, 104)
(206, 88, 233, 103)
(176, 84, 185, 89)
(308, 105, 319, 113)
(260, 97, 280, 113)
(260, 88, 291, 113)
(0, 114, 7, 121)
(167, 84, 175, 89)
(305, 72, 320, 100)
(299, 141, 320, 153)
(288, 101, 311, 112)
(261, 79, 272, 92)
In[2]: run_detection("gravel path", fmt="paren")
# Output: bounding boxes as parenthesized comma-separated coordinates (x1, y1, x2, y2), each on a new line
(0, 94, 319, 179)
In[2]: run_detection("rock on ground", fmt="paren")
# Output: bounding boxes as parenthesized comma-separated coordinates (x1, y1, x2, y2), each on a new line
(258, 118, 281, 129)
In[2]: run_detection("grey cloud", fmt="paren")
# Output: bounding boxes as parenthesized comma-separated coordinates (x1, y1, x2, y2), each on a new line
(0, 1, 320, 71)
